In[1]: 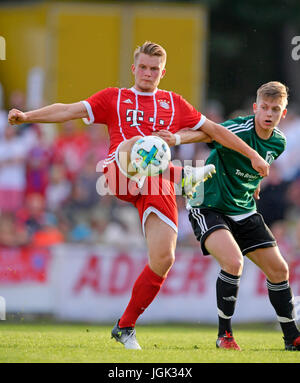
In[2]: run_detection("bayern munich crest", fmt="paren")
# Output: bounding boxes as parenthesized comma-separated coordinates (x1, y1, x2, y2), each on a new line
(158, 100, 170, 109)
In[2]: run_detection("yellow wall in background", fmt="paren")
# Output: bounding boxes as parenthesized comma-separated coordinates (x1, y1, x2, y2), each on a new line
(0, 2, 207, 110)
(0, 4, 47, 108)
(132, 4, 207, 107)
(48, 4, 122, 103)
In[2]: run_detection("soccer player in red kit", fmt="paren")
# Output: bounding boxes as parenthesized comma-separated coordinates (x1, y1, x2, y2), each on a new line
(8, 41, 269, 349)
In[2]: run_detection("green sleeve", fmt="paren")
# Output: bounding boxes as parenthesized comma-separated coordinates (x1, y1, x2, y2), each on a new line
(210, 116, 250, 149)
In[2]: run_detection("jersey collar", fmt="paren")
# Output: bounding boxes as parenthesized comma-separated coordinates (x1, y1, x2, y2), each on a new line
(130, 86, 158, 96)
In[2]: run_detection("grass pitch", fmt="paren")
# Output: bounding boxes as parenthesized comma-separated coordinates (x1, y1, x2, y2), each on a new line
(0, 321, 299, 364)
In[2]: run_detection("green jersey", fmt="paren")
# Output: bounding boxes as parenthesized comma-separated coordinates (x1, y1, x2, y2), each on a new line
(188, 115, 286, 216)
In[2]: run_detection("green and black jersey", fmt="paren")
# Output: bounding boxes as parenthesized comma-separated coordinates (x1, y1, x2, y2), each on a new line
(188, 115, 286, 216)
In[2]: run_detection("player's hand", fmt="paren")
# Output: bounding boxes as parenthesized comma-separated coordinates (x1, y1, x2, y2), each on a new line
(251, 154, 269, 177)
(254, 187, 260, 200)
(253, 182, 261, 200)
(153, 130, 176, 146)
(8, 109, 27, 125)
(254, 189, 260, 200)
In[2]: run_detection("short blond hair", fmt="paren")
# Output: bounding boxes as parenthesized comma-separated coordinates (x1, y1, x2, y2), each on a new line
(134, 41, 167, 66)
(256, 81, 289, 107)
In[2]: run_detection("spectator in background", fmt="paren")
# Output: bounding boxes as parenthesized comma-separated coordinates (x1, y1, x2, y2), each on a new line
(46, 163, 72, 212)
(117, 206, 144, 248)
(25, 125, 53, 197)
(292, 220, 300, 258)
(53, 120, 90, 181)
(88, 194, 115, 241)
(256, 163, 290, 227)
(62, 179, 95, 218)
(60, 178, 98, 242)
(16, 192, 64, 247)
(276, 108, 300, 182)
(59, 122, 109, 239)
(0, 125, 28, 212)
(84, 123, 109, 162)
(76, 152, 102, 207)
(75, 123, 109, 206)
(16, 192, 51, 235)
(270, 220, 294, 263)
(285, 177, 300, 221)
(0, 212, 29, 247)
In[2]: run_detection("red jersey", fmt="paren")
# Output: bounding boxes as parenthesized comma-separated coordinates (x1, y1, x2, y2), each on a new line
(82, 87, 206, 163)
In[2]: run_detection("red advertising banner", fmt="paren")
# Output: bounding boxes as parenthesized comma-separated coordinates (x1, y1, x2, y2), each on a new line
(1, 243, 299, 321)
(0, 247, 51, 284)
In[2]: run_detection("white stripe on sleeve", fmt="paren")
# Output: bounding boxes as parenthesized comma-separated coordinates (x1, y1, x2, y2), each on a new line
(81, 100, 95, 125)
(191, 114, 207, 130)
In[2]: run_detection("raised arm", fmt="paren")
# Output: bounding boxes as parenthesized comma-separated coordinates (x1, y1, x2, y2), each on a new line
(201, 119, 269, 176)
(155, 120, 269, 177)
(8, 102, 88, 125)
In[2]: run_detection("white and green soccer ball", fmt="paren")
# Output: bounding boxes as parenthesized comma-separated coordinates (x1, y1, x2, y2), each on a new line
(130, 135, 171, 176)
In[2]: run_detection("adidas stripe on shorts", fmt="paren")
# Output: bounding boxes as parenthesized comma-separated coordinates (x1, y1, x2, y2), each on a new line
(188, 207, 276, 256)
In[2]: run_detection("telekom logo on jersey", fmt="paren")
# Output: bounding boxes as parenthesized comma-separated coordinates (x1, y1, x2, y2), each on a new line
(126, 108, 165, 127)
(126, 109, 144, 127)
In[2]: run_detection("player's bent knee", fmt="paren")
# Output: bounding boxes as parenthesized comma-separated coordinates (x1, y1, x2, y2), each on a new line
(281, 261, 289, 280)
(158, 250, 175, 268)
(165, 251, 175, 268)
(268, 262, 289, 283)
(223, 257, 244, 276)
(149, 249, 175, 276)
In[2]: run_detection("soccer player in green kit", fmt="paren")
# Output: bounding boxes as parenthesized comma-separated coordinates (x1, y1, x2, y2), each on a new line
(156, 81, 300, 351)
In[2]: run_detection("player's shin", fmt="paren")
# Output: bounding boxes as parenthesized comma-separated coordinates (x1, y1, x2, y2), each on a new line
(267, 280, 300, 341)
(118, 264, 165, 328)
(216, 270, 240, 336)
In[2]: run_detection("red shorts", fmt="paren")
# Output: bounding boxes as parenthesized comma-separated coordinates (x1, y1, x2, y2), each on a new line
(103, 161, 178, 235)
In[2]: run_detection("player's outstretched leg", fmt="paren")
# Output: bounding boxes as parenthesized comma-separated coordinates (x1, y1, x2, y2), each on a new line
(111, 214, 176, 350)
(111, 320, 141, 350)
(111, 264, 165, 350)
(182, 164, 216, 198)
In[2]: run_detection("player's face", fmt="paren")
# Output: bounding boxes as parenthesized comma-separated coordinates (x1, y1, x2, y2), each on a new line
(253, 97, 287, 132)
(132, 53, 166, 93)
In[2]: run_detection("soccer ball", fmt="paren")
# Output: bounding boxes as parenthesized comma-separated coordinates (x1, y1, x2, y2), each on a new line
(130, 135, 171, 176)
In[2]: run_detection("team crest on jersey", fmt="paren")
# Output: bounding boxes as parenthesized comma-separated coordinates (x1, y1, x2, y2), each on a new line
(265, 151, 276, 164)
(158, 99, 170, 109)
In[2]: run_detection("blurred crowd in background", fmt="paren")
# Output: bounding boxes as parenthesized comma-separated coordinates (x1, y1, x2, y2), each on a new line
(0, 90, 300, 263)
